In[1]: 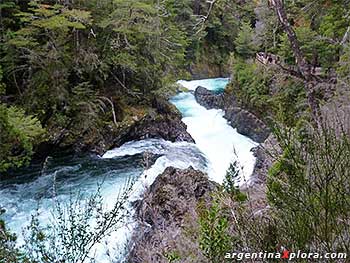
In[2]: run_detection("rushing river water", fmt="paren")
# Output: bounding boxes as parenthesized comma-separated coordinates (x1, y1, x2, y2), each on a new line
(0, 78, 257, 262)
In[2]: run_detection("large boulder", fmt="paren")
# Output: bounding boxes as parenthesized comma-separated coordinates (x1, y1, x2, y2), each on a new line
(128, 167, 217, 263)
(111, 98, 194, 148)
(194, 86, 225, 109)
(112, 111, 194, 148)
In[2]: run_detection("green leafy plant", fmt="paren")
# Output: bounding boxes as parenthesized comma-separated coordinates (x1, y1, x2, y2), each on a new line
(198, 200, 232, 263)
(223, 161, 247, 202)
(267, 121, 350, 253)
(0, 208, 28, 263)
(0, 104, 45, 173)
(164, 250, 181, 263)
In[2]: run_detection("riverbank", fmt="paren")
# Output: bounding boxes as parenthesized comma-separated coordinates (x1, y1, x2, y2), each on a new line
(126, 78, 274, 262)
(0, 78, 269, 263)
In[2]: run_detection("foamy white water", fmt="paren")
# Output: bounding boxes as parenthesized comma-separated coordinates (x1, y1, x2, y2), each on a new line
(0, 78, 257, 263)
(96, 78, 258, 261)
(172, 78, 257, 183)
(96, 139, 208, 262)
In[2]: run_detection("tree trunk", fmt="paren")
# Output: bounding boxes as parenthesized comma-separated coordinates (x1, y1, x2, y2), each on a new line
(269, 0, 321, 119)
(269, 0, 311, 80)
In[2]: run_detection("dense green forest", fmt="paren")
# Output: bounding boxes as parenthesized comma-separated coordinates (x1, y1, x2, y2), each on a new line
(1, 0, 350, 262)
(1, 0, 180, 172)
(0, 0, 233, 173)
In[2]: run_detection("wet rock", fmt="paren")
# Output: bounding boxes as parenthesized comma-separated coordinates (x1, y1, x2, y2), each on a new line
(225, 107, 270, 143)
(128, 167, 217, 263)
(194, 86, 270, 143)
(194, 86, 225, 109)
(68, 98, 194, 155)
(111, 108, 194, 149)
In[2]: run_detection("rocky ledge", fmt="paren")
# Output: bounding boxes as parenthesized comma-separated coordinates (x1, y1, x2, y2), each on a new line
(194, 86, 270, 143)
(239, 134, 281, 215)
(45, 97, 195, 156)
(128, 167, 217, 263)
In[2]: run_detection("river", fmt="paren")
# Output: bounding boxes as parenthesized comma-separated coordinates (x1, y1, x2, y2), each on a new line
(0, 78, 257, 262)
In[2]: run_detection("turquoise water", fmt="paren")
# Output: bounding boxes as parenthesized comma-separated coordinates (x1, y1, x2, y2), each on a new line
(171, 78, 257, 183)
(0, 78, 257, 262)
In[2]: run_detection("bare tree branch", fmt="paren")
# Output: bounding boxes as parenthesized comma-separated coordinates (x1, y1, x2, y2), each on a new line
(341, 26, 350, 46)
(193, 0, 218, 35)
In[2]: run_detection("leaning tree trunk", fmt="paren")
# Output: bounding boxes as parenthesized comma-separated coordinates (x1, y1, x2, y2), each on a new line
(269, 0, 311, 79)
(269, 0, 320, 119)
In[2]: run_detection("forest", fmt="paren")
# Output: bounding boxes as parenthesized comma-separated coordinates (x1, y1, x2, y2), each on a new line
(1, 0, 350, 262)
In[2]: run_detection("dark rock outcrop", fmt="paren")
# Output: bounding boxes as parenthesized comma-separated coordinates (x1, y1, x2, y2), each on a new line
(128, 167, 217, 263)
(249, 134, 281, 186)
(115, 111, 194, 147)
(65, 98, 194, 155)
(239, 134, 281, 215)
(194, 86, 225, 109)
(224, 107, 270, 143)
(194, 86, 270, 143)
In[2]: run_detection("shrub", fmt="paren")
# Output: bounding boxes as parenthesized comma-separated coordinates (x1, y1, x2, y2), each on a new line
(223, 161, 247, 202)
(198, 200, 232, 263)
(267, 121, 350, 253)
(0, 104, 46, 173)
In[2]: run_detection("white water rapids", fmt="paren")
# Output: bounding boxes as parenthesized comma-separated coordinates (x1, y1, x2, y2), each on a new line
(0, 78, 257, 262)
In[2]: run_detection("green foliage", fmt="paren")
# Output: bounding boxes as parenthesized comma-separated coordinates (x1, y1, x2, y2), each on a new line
(0, 104, 45, 173)
(271, 78, 306, 127)
(0, 0, 199, 172)
(99, 0, 188, 94)
(0, 208, 26, 263)
(3, 1, 95, 125)
(337, 44, 350, 85)
(267, 122, 350, 252)
(254, 3, 279, 52)
(164, 250, 181, 263)
(203, 0, 240, 62)
(318, 4, 348, 41)
(0, 0, 21, 38)
(279, 26, 339, 68)
(0, 66, 5, 95)
(229, 56, 306, 127)
(198, 200, 231, 263)
(235, 22, 258, 59)
(223, 161, 247, 202)
(229, 57, 271, 116)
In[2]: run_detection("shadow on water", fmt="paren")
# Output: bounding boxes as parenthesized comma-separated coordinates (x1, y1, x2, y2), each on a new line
(1, 152, 145, 186)
(0, 152, 146, 225)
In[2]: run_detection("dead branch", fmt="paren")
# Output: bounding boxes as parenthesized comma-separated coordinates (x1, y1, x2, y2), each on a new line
(193, 0, 218, 35)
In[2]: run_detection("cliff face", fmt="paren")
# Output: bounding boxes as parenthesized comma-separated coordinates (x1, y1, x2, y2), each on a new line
(128, 167, 217, 263)
(194, 86, 270, 143)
